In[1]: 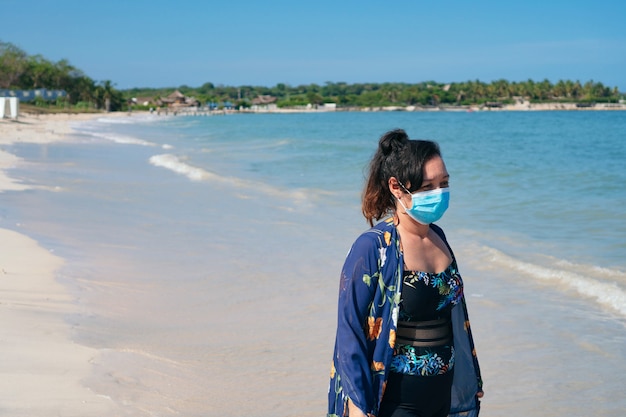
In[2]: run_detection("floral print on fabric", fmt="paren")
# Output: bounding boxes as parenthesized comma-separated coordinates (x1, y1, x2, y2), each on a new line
(328, 218, 403, 417)
(390, 345, 455, 376)
(391, 258, 461, 378)
(403, 261, 463, 311)
(328, 220, 483, 417)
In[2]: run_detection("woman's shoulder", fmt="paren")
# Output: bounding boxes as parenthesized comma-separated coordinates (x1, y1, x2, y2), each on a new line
(430, 223, 455, 259)
(429, 223, 447, 240)
(352, 218, 396, 247)
(365, 217, 396, 236)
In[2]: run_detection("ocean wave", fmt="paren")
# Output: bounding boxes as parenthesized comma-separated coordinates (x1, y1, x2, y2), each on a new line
(70, 119, 158, 146)
(94, 114, 166, 125)
(68, 114, 166, 146)
(554, 259, 626, 281)
(246, 138, 292, 150)
(149, 154, 215, 181)
(482, 246, 626, 318)
(71, 124, 157, 146)
(148, 153, 316, 205)
(92, 132, 156, 146)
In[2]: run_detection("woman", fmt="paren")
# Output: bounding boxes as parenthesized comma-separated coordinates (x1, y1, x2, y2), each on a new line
(328, 129, 483, 417)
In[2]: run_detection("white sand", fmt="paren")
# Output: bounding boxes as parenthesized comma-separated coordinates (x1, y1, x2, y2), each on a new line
(0, 113, 120, 415)
(0, 113, 102, 192)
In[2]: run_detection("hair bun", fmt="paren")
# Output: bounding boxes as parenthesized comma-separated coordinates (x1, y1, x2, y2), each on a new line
(379, 129, 409, 156)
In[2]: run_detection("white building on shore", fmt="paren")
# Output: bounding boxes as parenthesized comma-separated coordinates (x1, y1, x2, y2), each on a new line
(0, 97, 19, 119)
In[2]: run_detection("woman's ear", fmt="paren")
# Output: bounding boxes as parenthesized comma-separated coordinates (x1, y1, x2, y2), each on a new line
(388, 177, 402, 199)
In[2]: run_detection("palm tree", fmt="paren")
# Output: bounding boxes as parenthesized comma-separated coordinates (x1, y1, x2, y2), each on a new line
(572, 81, 583, 99)
(99, 80, 114, 112)
(553, 80, 566, 99)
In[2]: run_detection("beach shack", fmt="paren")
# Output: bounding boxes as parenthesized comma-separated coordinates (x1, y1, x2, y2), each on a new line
(251, 95, 277, 112)
(160, 90, 187, 106)
(158, 90, 200, 110)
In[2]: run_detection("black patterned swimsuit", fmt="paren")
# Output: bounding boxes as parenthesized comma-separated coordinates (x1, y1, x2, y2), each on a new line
(390, 259, 464, 376)
(380, 260, 465, 417)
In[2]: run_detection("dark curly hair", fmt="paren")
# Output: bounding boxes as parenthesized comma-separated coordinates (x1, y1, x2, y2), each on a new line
(362, 129, 441, 226)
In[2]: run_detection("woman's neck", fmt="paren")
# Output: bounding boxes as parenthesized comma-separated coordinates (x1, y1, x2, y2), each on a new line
(395, 212, 430, 239)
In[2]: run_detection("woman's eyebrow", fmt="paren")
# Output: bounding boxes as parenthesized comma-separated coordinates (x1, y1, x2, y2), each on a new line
(422, 174, 450, 182)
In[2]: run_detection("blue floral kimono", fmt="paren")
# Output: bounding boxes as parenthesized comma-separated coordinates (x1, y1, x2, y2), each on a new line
(328, 218, 483, 417)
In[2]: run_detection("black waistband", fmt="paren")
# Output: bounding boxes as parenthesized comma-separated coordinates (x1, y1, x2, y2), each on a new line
(396, 318, 451, 347)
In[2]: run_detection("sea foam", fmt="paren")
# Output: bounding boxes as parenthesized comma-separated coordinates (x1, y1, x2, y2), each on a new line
(148, 153, 314, 205)
(482, 246, 626, 318)
(95, 114, 165, 125)
(71, 122, 157, 146)
(89, 132, 156, 146)
(149, 154, 214, 181)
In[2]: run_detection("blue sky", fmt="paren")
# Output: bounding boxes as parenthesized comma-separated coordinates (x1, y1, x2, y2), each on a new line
(2, 0, 625, 90)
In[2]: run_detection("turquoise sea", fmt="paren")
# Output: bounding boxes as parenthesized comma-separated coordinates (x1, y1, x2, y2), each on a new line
(3, 110, 626, 416)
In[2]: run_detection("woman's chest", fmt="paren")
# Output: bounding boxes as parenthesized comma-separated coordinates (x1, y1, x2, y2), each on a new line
(399, 264, 463, 321)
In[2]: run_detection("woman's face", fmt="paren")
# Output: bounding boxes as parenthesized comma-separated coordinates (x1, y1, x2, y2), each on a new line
(393, 155, 449, 211)
(414, 156, 449, 193)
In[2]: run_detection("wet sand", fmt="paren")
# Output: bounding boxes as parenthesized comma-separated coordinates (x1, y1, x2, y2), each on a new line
(0, 113, 121, 416)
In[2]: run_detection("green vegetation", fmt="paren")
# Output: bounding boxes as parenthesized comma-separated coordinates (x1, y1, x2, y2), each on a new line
(0, 40, 125, 111)
(1, 39, 622, 112)
(126, 79, 621, 109)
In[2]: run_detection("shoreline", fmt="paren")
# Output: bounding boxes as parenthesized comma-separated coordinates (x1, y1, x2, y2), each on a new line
(2, 100, 623, 123)
(363, 101, 626, 112)
(137, 102, 626, 115)
(1, 110, 624, 416)
(0, 113, 105, 192)
(257, 101, 626, 113)
(0, 228, 116, 415)
(0, 112, 126, 416)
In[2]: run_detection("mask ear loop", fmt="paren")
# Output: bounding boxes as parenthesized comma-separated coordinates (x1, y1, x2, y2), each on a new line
(395, 180, 412, 213)
(397, 180, 412, 195)
(392, 180, 412, 227)
(393, 180, 412, 236)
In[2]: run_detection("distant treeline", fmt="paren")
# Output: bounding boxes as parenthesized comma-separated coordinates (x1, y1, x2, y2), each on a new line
(127, 78, 622, 109)
(0, 40, 124, 111)
(1, 40, 622, 111)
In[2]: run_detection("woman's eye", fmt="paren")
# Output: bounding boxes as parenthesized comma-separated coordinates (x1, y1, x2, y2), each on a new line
(419, 181, 448, 191)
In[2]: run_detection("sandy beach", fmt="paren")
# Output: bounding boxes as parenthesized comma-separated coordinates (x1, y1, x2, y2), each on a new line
(2, 109, 625, 417)
(0, 113, 119, 416)
(1, 114, 93, 192)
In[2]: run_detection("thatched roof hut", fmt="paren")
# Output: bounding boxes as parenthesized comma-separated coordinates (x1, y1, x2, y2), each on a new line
(251, 95, 277, 105)
(161, 90, 187, 105)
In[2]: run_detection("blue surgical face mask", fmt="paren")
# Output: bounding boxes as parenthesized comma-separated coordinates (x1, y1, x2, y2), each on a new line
(397, 186, 450, 225)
